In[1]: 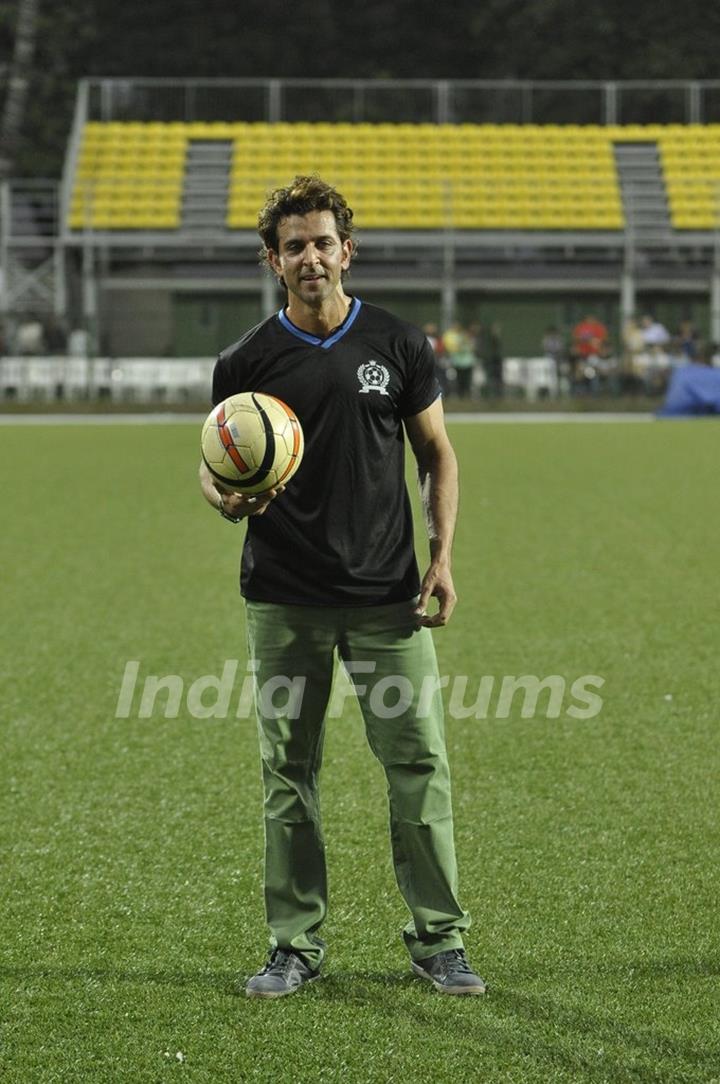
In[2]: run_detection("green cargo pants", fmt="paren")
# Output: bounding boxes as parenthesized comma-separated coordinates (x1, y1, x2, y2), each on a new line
(245, 597, 470, 969)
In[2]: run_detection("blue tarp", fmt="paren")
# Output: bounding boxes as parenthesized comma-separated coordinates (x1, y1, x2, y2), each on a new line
(658, 363, 720, 416)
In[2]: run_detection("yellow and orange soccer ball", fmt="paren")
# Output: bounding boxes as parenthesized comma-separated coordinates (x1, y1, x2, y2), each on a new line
(201, 392, 304, 495)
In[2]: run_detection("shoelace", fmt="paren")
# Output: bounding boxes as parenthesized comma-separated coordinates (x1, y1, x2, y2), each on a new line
(261, 949, 296, 977)
(441, 949, 474, 975)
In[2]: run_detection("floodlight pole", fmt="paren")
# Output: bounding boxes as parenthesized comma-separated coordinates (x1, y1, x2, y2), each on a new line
(440, 179, 456, 329)
(620, 263, 635, 323)
(603, 83, 618, 126)
(621, 181, 636, 323)
(0, 180, 9, 314)
(260, 271, 278, 319)
(82, 237, 98, 355)
(441, 233, 456, 330)
(53, 241, 66, 318)
(710, 271, 720, 345)
(711, 182, 720, 344)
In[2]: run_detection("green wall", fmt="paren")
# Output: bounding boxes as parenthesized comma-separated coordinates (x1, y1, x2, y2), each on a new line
(456, 294, 621, 356)
(170, 290, 712, 358)
(357, 291, 442, 329)
(172, 295, 263, 357)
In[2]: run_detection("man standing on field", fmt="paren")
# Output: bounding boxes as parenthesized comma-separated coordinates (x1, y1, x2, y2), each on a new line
(199, 175, 485, 998)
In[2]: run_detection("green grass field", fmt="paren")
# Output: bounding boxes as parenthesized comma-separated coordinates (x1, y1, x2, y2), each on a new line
(1, 418, 719, 1084)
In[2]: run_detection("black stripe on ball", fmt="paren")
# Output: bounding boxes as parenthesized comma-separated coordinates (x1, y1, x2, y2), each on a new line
(236, 393, 277, 488)
(203, 395, 277, 491)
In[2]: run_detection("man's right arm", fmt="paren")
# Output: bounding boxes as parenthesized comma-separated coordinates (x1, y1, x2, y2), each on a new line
(198, 459, 283, 520)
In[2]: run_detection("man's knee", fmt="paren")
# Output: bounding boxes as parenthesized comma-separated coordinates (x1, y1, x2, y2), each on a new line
(262, 761, 320, 823)
(385, 757, 453, 825)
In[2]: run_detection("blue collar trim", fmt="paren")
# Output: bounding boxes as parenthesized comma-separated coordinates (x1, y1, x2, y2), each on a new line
(277, 297, 362, 349)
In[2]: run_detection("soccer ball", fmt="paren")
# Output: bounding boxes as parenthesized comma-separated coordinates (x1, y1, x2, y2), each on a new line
(201, 392, 304, 495)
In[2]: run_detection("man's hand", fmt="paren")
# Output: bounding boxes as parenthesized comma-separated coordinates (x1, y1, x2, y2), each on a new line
(199, 458, 285, 519)
(218, 484, 285, 519)
(414, 559, 457, 627)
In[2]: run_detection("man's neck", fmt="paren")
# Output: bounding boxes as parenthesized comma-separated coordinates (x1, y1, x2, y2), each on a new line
(285, 291, 352, 339)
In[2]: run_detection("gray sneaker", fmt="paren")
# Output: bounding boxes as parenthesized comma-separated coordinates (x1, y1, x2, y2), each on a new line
(411, 949, 487, 995)
(245, 949, 320, 999)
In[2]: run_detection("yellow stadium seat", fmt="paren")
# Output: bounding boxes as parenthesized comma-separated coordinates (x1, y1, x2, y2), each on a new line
(69, 119, 720, 232)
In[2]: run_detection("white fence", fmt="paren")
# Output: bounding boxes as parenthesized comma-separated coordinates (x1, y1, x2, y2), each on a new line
(0, 355, 562, 402)
(502, 357, 561, 399)
(0, 357, 216, 402)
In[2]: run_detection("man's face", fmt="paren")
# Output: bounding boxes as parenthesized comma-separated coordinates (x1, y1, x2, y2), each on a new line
(268, 210, 353, 308)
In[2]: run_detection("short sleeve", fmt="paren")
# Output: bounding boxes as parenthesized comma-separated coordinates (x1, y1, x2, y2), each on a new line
(212, 352, 237, 406)
(398, 335, 442, 418)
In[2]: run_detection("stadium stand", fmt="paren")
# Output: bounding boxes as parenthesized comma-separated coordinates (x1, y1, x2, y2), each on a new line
(228, 123, 624, 230)
(66, 120, 720, 233)
(6, 80, 720, 369)
(70, 122, 187, 229)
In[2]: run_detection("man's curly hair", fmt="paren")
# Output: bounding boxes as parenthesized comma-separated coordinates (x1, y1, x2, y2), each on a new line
(257, 175, 357, 272)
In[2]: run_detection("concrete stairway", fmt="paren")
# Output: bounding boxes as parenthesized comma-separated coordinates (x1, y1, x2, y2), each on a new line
(614, 143, 672, 243)
(181, 141, 232, 233)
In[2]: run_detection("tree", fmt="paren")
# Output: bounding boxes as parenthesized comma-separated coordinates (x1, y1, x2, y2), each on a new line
(0, 0, 40, 178)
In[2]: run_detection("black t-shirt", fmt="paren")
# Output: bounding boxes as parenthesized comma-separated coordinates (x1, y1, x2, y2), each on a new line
(212, 297, 441, 606)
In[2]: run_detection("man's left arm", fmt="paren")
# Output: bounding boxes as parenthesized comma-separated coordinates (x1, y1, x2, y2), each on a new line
(404, 396, 459, 628)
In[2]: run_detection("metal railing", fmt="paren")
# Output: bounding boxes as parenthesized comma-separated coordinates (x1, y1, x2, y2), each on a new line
(81, 78, 720, 126)
(0, 180, 59, 241)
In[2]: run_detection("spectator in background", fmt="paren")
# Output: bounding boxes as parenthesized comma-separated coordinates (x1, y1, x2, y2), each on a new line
(593, 343, 620, 396)
(640, 314, 671, 395)
(640, 314, 669, 352)
(696, 341, 716, 366)
(468, 321, 486, 397)
(441, 321, 475, 399)
(665, 332, 687, 369)
(541, 325, 566, 393)
(44, 316, 68, 355)
(67, 327, 90, 359)
(542, 325, 564, 365)
(483, 321, 504, 398)
(570, 313, 610, 395)
(621, 315, 646, 393)
(423, 321, 450, 397)
(571, 313, 609, 364)
(15, 315, 46, 355)
(657, 335, 720, 415)
(423, 322, 440, 355)
(677, 319, 699, 362)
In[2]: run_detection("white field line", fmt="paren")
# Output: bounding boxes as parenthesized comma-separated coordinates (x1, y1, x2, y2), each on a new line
(447, 412, 656, 424)
(0, 413, 207, 425)
(0, 411, 657, 426)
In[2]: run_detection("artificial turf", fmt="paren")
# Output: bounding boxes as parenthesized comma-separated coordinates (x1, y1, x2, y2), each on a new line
(1, 418, 719, 1083)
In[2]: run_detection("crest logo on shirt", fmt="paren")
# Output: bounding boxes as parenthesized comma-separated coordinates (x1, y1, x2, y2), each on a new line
(357, 361, 390, 395)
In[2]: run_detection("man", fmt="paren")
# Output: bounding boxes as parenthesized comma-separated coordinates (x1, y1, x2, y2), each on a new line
(441, 320, 476, 399)
(199, 176, 484, 999)
(422, 321, 450, 396)
(570, 312, 610, 393)
(639, 314, 671, 394)
(571, 313, 609, 362)
(640, 313, 670, 351)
